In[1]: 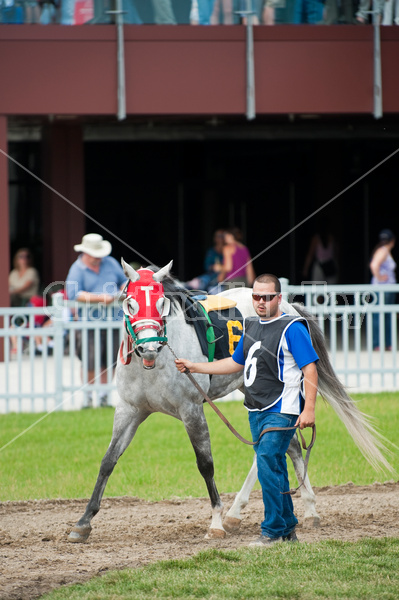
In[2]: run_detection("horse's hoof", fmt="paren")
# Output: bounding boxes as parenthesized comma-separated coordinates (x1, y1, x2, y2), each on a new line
(205, 528, 226, 539)
(68, 524, 92, 543)
(223, 516, 242, 533)
(303, 516, 321, 529)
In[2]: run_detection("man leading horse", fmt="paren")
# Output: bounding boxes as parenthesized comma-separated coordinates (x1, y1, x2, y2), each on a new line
(175, 273, 318, 546)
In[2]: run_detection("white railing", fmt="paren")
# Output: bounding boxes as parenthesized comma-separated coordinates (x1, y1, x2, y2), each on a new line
(281, 279, 399, 392)
(1, 283, 398, 413)
(0, 301, 122, 414)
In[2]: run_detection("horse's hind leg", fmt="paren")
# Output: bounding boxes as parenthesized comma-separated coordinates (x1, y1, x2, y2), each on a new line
(182, 406, 225, 539)
(68, 406, 149, 543)
(223, 453, 257, 532)
(287, 433, 320, 528)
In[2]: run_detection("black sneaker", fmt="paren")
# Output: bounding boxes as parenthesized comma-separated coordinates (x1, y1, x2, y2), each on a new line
(248, 535, 282, 547)
(283, 530, 299, 543)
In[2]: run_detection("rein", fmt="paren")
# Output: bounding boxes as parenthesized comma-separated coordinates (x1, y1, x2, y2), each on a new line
(165, 341, 316, 495)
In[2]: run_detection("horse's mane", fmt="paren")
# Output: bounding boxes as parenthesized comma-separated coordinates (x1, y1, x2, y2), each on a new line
(146, 265, 197, 318)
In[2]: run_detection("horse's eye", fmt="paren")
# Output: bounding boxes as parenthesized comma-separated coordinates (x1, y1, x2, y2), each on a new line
(156, 297, 164, 316)
(128, 298, 139, 316)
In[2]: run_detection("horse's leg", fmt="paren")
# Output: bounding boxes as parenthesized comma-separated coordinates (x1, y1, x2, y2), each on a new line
(181, 406, 225, 539)
(68, 405, 149, 543)
(287, 433, 321, 528)
(223, 453, 257, 532)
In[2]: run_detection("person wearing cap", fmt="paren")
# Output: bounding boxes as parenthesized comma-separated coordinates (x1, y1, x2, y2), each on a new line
(370, 229, 396, 351)
(66, 234, 127, 408)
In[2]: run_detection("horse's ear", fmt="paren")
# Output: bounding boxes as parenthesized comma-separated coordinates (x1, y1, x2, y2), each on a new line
(121, 258, 140, 282)
(153, 260, 173, 283)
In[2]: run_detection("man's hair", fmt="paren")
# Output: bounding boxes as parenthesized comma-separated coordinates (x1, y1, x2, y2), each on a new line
(254, 274, 281, 293)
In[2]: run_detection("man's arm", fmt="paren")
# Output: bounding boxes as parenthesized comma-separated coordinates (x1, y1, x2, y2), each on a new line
(175, 356, 244, 376)
(74, 291, 116, 305)
(296, 362, 318, 429)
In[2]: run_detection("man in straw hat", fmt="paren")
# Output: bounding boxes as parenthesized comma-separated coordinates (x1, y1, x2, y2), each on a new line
(66, 234, 127, 408)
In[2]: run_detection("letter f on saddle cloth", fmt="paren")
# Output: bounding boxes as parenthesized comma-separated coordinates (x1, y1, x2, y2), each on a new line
(175, 274, 319, 546)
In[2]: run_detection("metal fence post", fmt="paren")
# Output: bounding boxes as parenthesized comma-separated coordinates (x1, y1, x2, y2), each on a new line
(52, 293, 65, 410)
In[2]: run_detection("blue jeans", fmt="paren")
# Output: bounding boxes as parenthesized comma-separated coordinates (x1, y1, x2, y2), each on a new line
(249, 411, 298, 538)
(197, 0, 215, 23)
(293, 0, 323, 22)
(372, 291, 396, 349)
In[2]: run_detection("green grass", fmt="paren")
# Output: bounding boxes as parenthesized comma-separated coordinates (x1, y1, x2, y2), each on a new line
(40, 539, 399, 600)
(0, 393, 398, 502)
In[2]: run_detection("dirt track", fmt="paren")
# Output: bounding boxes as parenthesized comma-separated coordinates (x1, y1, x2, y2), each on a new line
(1, 482, 399, 600)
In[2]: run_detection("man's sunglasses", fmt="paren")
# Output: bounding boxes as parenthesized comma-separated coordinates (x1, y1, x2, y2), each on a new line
(252, 293, 279, 302)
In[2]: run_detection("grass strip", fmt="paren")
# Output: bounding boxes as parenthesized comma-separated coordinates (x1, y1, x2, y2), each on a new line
(0, 393, 398, 502)
(40, 538, 399, 600)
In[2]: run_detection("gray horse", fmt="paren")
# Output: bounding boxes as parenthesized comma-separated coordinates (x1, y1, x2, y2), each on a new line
(68, 261, 393, 543)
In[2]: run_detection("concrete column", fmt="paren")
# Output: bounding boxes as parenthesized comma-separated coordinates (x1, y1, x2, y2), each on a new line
(41, 122, 85, 286)
(0, 116, 10, 361)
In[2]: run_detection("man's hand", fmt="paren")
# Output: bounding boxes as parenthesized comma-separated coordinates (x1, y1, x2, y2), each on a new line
(295, 407, 315, 430)
(175, 358, 195, 373)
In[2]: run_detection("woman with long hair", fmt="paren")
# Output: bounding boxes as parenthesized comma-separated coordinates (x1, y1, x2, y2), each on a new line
(217, 228, 256, 290)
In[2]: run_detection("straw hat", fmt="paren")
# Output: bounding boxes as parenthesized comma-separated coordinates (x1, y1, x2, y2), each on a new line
(74, 234, 112, 258)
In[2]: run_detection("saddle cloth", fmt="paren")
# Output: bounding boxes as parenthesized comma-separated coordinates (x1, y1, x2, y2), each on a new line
(182, 294, 243, 361)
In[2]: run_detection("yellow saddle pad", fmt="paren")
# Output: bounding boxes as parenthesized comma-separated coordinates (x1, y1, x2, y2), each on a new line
(198, 295, 237, 313)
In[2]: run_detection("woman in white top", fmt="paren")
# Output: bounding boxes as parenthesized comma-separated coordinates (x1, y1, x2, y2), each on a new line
(370, 229, 396, 351)
(8, 248, 40, 307)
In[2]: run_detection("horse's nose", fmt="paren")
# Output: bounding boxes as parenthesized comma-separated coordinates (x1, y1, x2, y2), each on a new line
(139, 343, 158, 357)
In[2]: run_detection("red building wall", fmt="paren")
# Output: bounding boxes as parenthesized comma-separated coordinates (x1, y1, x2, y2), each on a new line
(0, 25, 398, 116)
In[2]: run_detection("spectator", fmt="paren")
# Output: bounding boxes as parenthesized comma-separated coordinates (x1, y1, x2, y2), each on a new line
(9, 248, 40, 308)
(258, 0, 277, 24)
(23, 0, 41, 22)
(122, 0, 142, 23)
(60, 0, 75, 24)
(186, 229, 225, 291)
(151, 0, 176, 23)
(293, 0, 323, 23)
(66, 233, 127, 409)
(196, 0, 215, 23)
(355, 0, 384, 23)
(302, 219, 338, 284)
(323, 0, 354, 23)
(39, 0, 58, 22)
(211, 0, 234, 23)
(216, 227, 256, 291)
(370, 229, 396, 351)
(382, 0, 399, 24)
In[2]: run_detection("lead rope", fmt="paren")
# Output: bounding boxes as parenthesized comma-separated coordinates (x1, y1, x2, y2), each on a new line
(165, 341, 316, 495)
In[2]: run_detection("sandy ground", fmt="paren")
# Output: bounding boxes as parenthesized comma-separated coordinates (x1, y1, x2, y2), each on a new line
(1, 481, 399, 600)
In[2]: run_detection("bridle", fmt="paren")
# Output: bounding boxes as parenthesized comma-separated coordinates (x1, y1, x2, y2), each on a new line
(119, 269, 170, 366)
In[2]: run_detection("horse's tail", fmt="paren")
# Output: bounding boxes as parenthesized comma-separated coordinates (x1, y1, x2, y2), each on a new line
(293, 303, 395, 474)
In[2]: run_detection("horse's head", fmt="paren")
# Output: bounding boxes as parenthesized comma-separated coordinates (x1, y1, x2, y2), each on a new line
(121, 259, 172, 369)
